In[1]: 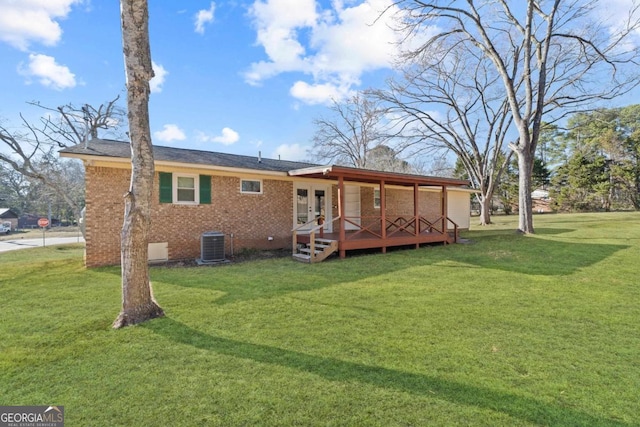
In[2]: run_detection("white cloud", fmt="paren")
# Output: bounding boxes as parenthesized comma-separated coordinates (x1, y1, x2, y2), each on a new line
(245, 0, 319, 86)
(0, 0, 81, 50)
(246, 0, 403, 103)
(213, 127, 240, 144)
(150, 61, 168, 93)
(196, 127, 240, 145)
(311, 0, 401, 76)
(194, 2, 216, 34)
(592, 0, 640, 52)
(154, 124, 186, 142)
(20, 54, 76, 90)
(290, 80, 354, 105)
(594, 0, 636, 27)
(272, 143, 309, 161)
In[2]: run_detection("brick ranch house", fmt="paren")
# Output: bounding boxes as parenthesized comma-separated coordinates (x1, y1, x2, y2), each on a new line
(60, 139, 472, 267)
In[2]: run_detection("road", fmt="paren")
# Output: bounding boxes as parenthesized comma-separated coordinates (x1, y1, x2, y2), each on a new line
(0, 236, 84, 253)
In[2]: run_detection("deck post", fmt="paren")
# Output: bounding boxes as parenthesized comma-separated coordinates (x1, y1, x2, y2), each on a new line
(441, 185, 448, 239)
(414, 182, 420, 248)
(380, 180, 386, 254)
(338, 175, 346, 259)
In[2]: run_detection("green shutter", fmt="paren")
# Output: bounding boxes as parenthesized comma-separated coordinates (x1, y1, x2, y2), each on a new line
(159, 172, 172, 203)
(199, 175, 211, 204)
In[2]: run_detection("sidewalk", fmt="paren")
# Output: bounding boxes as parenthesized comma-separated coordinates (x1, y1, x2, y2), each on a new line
(0, 236, 85, 253)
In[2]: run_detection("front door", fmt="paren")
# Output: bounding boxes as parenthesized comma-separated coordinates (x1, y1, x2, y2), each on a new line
(294, 184, 331, 232)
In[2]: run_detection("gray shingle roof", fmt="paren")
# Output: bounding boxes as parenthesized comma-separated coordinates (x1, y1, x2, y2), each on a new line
(60, 139, 319, 172)
(0, 208, 18, 218)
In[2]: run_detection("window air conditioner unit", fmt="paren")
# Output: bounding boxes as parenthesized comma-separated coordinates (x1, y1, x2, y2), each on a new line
(200, 231, 225, 263)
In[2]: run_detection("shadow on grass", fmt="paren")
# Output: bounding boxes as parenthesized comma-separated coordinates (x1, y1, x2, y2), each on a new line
(147, 250, 430, 305)
(463, 227, 575, 239)
(457, 230, 628, 275)
(140, 229, 630, 305)
(143, 317, 628, 427)
(530, 227, 574, 236)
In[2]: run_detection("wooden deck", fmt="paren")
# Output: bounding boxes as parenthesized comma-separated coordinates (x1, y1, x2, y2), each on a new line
(298, 230, 451, 250)
(295, 215, 457, 260)
(289, 165, 468, 262)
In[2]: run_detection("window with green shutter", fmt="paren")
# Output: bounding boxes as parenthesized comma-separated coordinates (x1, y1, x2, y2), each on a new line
(160, 172, 211, 204)
(176, 176, 196, 202)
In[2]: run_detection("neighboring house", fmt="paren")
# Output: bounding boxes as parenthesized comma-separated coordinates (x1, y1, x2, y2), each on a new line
(532, 189, 552, 213)
(60, 139, 472, 267)
(0, 208, 19, 230)
(18, 213, 61, 229)
(18, 213, 40, 229)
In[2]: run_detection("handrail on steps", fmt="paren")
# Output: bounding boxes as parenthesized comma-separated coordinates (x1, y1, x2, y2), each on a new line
(447, 216, 459, 243)
(292, 216, 341, 260)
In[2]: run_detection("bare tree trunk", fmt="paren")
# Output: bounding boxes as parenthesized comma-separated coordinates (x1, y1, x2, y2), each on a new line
(113, 0, 163, 328)
(478, 195, 492, 226)
(516, 148, 534, 233)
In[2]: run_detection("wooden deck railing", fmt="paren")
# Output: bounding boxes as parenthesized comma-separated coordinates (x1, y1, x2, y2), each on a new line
(385, 216, 416, 236)
(343, 216, 383, 239)
(292, 214, 459, 260)
(341, 215, 459, 243)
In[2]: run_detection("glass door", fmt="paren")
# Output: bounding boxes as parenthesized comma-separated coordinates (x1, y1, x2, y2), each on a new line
(296, 188, 309, 225)
(294, 184, 331, 231)
(314, 189, 326, 220)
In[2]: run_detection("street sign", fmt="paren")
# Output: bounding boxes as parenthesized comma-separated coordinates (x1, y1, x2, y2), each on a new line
(38, 218, 50, 228)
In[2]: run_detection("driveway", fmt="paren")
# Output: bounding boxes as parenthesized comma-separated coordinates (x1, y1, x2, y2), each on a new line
(0, 236, 84, 253)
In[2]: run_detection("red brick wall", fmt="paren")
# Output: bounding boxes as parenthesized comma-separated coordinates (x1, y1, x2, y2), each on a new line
(84, 166, 129, 267)
(84, 166, 453, 267)
(85, 166, 293, 267)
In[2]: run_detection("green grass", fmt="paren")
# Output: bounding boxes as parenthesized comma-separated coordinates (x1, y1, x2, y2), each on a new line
(1, 212, 639, 426)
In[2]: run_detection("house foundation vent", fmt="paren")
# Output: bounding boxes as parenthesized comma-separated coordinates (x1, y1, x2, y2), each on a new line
(199, 231, 226, 264)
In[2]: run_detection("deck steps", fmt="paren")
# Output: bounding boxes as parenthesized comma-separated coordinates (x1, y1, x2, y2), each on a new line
(292, 237, 338, 263)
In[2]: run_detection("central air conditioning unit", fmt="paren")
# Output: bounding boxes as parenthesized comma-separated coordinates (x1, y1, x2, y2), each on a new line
(199, 231, 226, 264)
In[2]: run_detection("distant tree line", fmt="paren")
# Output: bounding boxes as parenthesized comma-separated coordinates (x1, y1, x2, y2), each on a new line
(464, 105, 640, 214)
(546, 105, 640, 212)
(0, 157, 84, 223)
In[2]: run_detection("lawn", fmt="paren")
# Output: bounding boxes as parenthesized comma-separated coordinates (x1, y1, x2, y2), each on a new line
(1, 212, 638, 426)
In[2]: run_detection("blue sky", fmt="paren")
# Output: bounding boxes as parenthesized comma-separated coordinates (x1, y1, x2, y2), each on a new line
(0, 0, 406, 161)
(1, 0, 639, 164)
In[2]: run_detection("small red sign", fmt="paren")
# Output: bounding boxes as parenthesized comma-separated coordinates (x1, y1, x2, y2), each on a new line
(38, 218, 50, 228)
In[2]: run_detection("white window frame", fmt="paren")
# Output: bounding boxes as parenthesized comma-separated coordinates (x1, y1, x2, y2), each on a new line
(373, 188, 381, 209)
(173, 173, 199, 204)
(240, 179, 263, 194)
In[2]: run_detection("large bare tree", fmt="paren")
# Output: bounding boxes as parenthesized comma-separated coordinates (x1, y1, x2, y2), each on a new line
(28, 96, 125, 147)
(113, 0, 164, 328)
(310, 93, 395, 168)
(393, 0, 640, 232)
(374, 43, 514, 225)
(0, 97, 125, 222)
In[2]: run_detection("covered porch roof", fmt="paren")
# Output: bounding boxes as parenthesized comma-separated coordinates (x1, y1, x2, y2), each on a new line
(288, 165, 470, 187)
